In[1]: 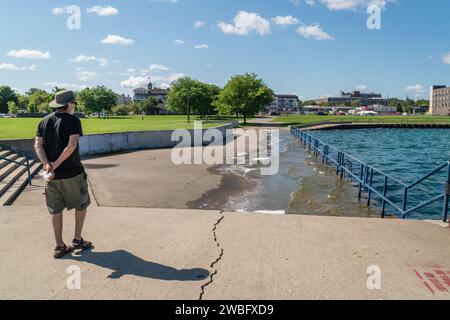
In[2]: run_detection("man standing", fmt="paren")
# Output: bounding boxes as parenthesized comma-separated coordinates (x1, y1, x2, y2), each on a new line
(34, 90, 93, 259)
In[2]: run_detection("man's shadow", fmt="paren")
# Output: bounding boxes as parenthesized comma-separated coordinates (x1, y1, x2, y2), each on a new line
(65, 250, 209, 281)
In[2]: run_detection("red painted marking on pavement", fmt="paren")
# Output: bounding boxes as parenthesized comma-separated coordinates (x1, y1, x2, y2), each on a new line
(424, 281, 435, 294)
(413, 269, 423, 280)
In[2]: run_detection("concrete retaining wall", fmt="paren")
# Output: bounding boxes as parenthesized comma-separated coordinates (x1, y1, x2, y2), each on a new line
(1, 123, 237, 158)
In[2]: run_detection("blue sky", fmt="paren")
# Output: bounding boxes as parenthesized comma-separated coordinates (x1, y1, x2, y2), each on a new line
(0, 0, 449, 100)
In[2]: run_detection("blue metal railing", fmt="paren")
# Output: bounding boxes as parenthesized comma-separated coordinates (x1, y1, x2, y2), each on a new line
(291, 126, 450, 222)
(0, 143, 34, 186)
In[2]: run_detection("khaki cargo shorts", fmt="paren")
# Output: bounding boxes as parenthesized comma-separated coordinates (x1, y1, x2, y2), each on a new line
(45, 172, 91, 215)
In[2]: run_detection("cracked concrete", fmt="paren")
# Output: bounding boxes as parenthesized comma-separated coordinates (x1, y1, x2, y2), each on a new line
(199, 211, 225, 300)
(202, 212, 450, 300)
(1, 206, 449, 300)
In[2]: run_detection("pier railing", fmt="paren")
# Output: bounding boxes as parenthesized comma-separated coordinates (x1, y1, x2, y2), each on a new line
(0, 143, 34, 186)
(292, 118, 450, 129)
(290, 127, 450, 221)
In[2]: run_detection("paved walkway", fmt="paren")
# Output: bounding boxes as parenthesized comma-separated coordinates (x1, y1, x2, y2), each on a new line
(0, 206, 448, 300)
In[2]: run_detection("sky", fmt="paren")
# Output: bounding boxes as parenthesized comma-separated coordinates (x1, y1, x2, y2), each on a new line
(0, 0, 449, 100)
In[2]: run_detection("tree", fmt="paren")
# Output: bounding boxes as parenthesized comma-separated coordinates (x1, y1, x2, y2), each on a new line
(78, 86, 117, 115)
(138, 97, 160, 115)
(0, 86, 18, 113)
(214, 73, 274, 124)
(351, 99, 362, 108)
(17, 94, 30, 112)
(167, 77, 220, 117)
(28, 89, 52, 113)
(7, 101, 18, 115)
(37, 102, 51, 113)
(112, 104, 131, 116)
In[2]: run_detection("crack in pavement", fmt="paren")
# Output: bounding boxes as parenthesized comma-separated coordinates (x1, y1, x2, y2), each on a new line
(199, 210, 225, 300)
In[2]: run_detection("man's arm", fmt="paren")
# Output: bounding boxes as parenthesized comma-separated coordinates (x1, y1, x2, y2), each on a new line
(34, 137, 53, 173)
(51, 134, 80, 170)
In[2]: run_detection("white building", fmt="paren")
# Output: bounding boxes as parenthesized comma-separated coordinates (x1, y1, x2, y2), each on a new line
(372, 105, 397, 114)
(269, 94, 299, 112)
(429, 85, 450, 116)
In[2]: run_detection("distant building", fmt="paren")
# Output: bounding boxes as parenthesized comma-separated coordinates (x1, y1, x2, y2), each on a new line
(314, 91, 387, 107)
(116, 94, 132, 105)
(133, 82, 170, 104)
(269, 94, 299, 112)
(372, 105, 397, 114)
(429, 85, 450, 116)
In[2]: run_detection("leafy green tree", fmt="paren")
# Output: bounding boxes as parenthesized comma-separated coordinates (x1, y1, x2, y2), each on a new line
(112, 104, 131, 116)
(138, 97, 160, 115)
(214, 73, 274, 124)
(7, 101, 18, 115)
(167, 77, 220, 117)
(0, 86, 18, 113)
(351, 99, 361, 108)
(17, 94, 30, 111)
(78, 86, 117, 115)
(28, 89, 52, 113)
(37, 102, 51, 113)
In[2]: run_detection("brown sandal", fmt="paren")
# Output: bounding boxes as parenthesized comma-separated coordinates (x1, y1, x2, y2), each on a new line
(72, 238, 94, 250)
(54, 245, 73, 259)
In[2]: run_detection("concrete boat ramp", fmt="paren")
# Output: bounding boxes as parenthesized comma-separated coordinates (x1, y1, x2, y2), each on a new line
(0, 205, 449, 300)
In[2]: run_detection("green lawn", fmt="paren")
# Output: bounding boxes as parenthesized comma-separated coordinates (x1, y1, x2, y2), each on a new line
(0, 116, 223, 140)
(272, 114, 450, 125)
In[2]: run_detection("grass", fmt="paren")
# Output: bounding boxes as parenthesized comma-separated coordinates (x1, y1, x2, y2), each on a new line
(0, 115, 223, 140)
(272, 114, 450, 125)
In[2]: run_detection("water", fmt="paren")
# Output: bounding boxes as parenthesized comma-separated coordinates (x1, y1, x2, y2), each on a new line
(311, 128, 450, 219)
(222, 128, 450, 220)
(223, 129, 384, 218)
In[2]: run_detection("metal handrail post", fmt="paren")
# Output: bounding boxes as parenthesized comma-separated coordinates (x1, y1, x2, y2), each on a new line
(401, 187, 408, 219)
(442, 161, 450, 222)
(367, 168, 374, 206)
(381, 176, 388, 218)
(26, 156, 32, 186)
(358, 164, 365, 200)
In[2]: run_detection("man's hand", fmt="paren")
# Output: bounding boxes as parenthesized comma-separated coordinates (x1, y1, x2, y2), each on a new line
(44, 163, 54, 173)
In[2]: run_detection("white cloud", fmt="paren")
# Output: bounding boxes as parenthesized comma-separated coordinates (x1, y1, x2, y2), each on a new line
(121, 76, 150, 88)
(77, 69, 99, 82)
(121, 72, 185, 89)
(173, 39, 185, 45)
(147, 64, 171, 72)
(357, 84, 368, 90)
(296, 24, 334, 40)
(101, 34, 135, 46)
(271, 15, 300, 27)
(70, 55, 97, 63)
(194, 21, 205, 28)
(318, 0, 390, 11)
(44, 82, 87, 91)
(70, 55, 109, 67)
(166, 73, 185, 83)
(87, 6, 119, 16)
(218, 11, 271, 36)
(0, 63, 36, 71)
(194, 44, 209, 49)
(443, 52, 450, 64)
(7, 49, 51, 59)
(405, 84, 425, 94)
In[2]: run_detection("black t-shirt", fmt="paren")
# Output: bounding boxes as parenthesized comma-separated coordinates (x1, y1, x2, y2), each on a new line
(36, 112, 84, 180)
